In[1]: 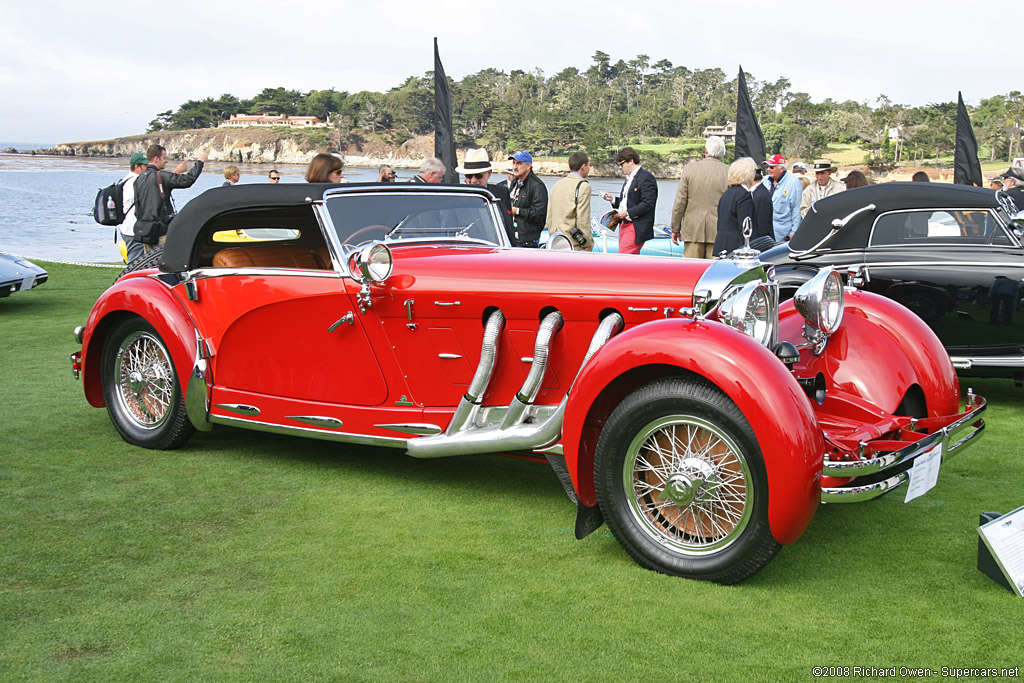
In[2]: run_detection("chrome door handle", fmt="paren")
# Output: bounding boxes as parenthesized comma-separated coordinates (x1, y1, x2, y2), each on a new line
(328, 312, 354, 332)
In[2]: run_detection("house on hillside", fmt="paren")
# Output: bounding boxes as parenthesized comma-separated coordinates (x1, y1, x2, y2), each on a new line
(219, 114, 326, 129)
(701, 121, 737, 142)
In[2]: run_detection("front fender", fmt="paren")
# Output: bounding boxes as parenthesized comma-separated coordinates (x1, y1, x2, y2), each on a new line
(780, 290, 960, 417)
(81, 274, 199, 408)
(563, 318, 824, 546)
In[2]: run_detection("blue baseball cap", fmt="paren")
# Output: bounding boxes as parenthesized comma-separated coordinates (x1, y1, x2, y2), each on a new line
(509, 150, 532, 163)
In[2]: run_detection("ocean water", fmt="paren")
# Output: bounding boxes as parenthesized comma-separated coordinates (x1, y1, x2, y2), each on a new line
(0, 153, 681, 264)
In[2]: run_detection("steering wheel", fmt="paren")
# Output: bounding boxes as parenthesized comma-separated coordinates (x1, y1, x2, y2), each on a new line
(341, 224, 390, 248)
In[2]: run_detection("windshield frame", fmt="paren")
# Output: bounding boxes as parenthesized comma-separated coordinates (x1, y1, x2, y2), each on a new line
(316, 185, 510, 269)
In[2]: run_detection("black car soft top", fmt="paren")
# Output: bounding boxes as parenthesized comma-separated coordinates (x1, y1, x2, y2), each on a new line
(160, 182, 497, 272)
(790, 183, 1004, 252)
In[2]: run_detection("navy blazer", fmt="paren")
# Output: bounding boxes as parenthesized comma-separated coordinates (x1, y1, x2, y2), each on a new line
(612, 167, 659, 245)
(713, 185, 755, 255)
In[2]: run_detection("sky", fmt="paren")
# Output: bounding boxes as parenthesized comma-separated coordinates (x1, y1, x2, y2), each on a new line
(2, 1, 1021, 144)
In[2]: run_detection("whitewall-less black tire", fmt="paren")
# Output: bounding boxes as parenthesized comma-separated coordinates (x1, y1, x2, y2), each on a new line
(595, 376, 780, 584)
(100, 316, 195, 450)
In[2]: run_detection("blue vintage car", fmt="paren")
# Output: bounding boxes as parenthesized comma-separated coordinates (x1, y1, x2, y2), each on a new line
(0, 252, 47, 298)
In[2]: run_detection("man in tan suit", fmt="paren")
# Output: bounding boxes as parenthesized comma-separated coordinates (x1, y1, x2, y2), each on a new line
(545, 151, 594, 250)
(670, 136, 728, 258)
(800, 159, 844, 218)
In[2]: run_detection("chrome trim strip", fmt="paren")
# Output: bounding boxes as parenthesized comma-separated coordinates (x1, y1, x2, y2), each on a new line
(287, 415, 344, 429)
(210, 414, 408, 448)
(438, 353, 462, 359)
(376, 423, 443, 435)
(214, 403, 260, 417)
(188, 267, 342, 280)
(534, 444, 564, 456)
(950, 354, 1024, 369)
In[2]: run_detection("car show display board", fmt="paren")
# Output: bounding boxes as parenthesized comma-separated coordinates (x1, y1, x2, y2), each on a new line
(978, 506, 1024, 597)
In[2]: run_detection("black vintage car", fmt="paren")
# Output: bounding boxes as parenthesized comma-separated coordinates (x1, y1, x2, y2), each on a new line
(759, 182, 1024, 384)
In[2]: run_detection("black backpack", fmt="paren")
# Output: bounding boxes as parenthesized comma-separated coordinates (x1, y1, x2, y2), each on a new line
(92, 179, 127, 226)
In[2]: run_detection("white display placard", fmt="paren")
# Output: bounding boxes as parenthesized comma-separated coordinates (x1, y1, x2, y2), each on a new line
(979, 505, 1024, 598)
(904, 442, 942, 503)
(21, 274, 35, 292)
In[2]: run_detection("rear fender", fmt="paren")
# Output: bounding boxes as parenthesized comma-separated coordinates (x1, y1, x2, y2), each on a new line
(81, 275, 198, 408)
(563, 318, 824, 546)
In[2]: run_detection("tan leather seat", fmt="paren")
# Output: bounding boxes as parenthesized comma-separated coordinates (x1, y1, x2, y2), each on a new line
(212, 245, 323, 269)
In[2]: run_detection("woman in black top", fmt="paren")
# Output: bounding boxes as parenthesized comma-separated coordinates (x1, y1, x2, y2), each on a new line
(713, 157, 757, 255)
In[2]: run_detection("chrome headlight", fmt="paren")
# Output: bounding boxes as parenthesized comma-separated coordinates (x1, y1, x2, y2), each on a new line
(351, 243, 393, 282)
(545, 233, 574, 251)
(794, 267, 844, 334)
(718, 280, 775, 346)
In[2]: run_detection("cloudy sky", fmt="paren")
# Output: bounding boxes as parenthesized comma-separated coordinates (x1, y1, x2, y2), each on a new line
(2, 1, 1019, 144)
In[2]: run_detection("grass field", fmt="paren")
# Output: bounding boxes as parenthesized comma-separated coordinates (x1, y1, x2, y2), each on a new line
(2, 263, 1022, 680)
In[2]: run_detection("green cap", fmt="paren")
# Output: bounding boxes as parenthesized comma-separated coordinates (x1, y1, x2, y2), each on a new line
(129, 152, 148, 167)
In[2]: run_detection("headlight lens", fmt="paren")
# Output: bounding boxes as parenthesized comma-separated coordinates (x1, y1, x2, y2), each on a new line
(794, 267, 844, 334)
(718, 280, 774, 346)
(353, 243, 393, 282)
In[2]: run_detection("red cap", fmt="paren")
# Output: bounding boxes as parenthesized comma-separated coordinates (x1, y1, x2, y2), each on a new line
(765, 154, 787, 167)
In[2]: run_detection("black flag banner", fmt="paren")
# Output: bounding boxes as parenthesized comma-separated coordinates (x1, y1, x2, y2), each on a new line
(434, 38, 458, 184)
(954, 92, 983, 187)
(735, 66, 766, 164)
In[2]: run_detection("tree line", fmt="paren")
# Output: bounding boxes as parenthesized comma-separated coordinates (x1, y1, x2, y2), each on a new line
(147, 52, 1024, 167)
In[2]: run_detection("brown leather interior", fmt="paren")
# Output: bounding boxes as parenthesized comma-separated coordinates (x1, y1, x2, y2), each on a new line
(212, 245, 328, 269)
(313, 246, 332, 268)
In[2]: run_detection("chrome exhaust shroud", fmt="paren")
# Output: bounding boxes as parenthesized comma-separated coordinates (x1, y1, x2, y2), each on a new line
(407, 311, 623, 459)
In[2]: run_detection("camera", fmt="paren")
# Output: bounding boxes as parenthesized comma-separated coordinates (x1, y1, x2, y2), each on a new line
(569, 225, 588, 247)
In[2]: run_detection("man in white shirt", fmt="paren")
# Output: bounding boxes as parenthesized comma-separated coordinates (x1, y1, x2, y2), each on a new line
(120, 152, 148, 263)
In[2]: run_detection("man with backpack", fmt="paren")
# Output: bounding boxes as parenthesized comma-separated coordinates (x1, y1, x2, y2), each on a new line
(133, 144, 207, 252)
(117, 153, 149, 263)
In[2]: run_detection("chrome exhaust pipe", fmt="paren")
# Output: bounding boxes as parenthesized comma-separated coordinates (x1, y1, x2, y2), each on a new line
(407, 312, 623, 459)
(445, 309, 505, 434)
(501, 310, 563, 429)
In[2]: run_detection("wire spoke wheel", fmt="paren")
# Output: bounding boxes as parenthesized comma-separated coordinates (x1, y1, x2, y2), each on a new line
(595, 376, 780, 583)
(101, 316, 195, 450)
(115, 331, 174, 429)
(626, 416, 752, 555)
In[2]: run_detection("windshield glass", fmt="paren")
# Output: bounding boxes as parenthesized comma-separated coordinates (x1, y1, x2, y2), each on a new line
(324, 192, 505, 249)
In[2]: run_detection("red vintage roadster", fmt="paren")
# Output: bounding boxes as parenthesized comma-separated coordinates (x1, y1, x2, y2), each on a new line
(71, 183, 986, 583)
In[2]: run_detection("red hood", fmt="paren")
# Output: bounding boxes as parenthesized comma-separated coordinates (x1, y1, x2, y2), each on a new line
(385, 243, 714, 304)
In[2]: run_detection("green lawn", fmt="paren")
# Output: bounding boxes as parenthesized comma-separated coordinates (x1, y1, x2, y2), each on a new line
(2, 263, 1022, 680)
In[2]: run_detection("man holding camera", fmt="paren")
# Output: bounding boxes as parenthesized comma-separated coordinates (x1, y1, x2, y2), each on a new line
(133, 144, 207, 252)
(545, 151, 594, 251)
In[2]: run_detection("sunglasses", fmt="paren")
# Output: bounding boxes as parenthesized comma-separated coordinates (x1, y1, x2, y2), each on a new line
(269, 176, 280, 180)
(466, 173, 486, 179)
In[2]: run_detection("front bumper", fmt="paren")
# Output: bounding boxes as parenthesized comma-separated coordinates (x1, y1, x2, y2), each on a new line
(821, 391, 986, 503)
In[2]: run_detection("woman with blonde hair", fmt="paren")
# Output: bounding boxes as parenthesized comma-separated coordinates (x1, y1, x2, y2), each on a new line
(713, 157, 758, 255)
(305, 153, 344, 183)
